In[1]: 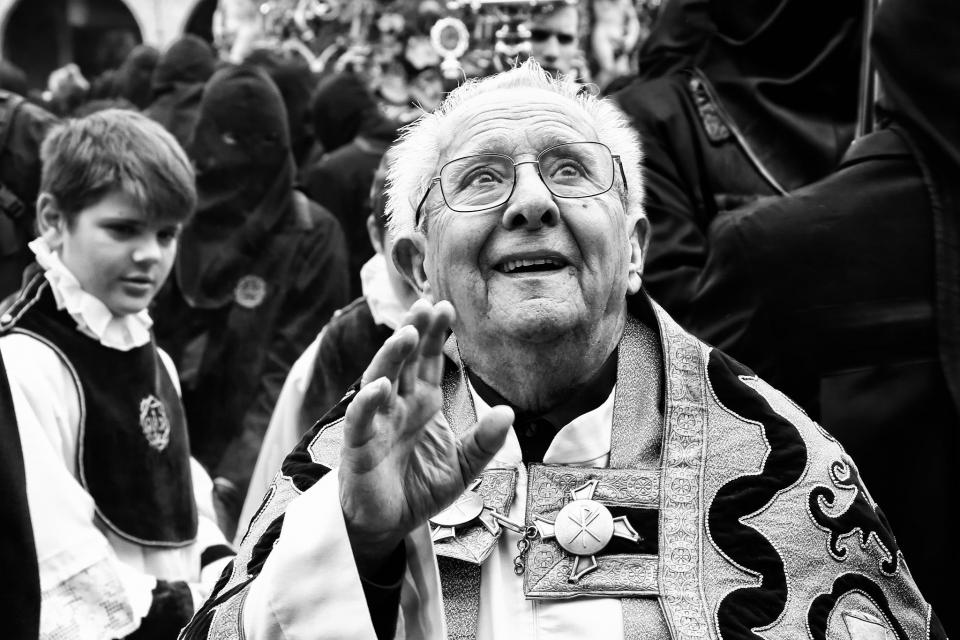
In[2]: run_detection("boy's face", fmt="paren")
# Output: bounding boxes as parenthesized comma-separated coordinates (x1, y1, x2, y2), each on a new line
(51, 191, 181, 317)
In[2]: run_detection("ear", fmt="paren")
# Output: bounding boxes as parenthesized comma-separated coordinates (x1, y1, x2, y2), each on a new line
(35, 193, 68, 249)
(392, 232, 434, 302)
(626, 215, 650, 295)
(366, 214, 384, 255)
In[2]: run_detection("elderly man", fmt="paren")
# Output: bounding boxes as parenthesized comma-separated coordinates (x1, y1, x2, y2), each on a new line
(181, 62, 941, 640)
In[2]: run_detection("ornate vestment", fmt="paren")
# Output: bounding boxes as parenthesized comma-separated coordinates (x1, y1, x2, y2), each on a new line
(182, 296, 943, 640)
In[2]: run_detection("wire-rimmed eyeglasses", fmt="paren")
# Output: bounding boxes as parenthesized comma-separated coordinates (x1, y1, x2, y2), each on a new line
(414, 141, 628, 227)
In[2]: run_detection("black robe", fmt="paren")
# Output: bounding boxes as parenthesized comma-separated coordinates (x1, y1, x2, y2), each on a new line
(686, 0, 960, 631)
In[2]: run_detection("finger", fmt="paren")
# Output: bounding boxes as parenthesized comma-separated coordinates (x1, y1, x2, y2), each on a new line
(361, 325, 419, 387)
(457, 405, 514, 481)
(343, 376, 392, 448)
(416, 300, 455, 387)
(397, 300, 436, 395)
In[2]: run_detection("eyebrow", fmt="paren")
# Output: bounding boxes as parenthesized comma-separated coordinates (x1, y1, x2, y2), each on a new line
(448, 130, 584, 160)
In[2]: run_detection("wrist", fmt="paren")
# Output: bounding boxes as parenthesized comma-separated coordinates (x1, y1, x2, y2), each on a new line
(344, 513, 404, 578)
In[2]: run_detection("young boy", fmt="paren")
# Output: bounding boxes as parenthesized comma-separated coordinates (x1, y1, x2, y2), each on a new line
(0, 110, 233, 639)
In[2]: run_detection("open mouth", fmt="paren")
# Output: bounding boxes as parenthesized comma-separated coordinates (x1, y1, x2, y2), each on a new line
(495, 257, 569, 274)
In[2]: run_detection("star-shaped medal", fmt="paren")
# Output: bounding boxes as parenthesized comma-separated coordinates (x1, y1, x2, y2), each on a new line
(533, 480, 641, 582)
(429, 479, 504, 542)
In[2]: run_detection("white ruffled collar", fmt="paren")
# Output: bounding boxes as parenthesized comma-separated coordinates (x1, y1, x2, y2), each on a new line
(360, 253, 409, 330)
(29, 237, 153, 351)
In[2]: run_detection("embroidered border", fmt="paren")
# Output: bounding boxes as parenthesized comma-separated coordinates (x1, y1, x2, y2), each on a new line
(224, 475, 302, 591)
(652, 301, 712, 639)
(208, 583, 250, 640)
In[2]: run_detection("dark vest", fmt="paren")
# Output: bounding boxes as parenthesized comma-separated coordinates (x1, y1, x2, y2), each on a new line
(1, 269, 197, 547)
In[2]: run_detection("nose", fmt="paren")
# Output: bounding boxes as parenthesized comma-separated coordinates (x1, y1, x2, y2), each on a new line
(132, 235, 161, 264)
(500, 163, 559, 231)
(540, 35, 560, 61)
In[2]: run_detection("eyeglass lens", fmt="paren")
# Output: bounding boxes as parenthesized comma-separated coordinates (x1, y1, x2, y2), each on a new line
(438, 142, 615, 212)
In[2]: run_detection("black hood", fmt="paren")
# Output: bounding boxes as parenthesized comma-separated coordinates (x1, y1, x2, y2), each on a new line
(244, 49, 317, 166)
(311, 72, 380, 152)
(697, 0, 863, 190)
(115, 45, 160, 110)
(181, 64, 295, 307)
(189, 63, 291, 215)
(152, 35, 216, 96)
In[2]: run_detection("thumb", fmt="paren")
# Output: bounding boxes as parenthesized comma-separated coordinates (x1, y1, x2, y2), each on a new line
(458, 405, 514, 480)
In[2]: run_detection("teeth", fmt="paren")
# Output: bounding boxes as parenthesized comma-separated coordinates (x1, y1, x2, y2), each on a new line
(501, 258, 562, 273)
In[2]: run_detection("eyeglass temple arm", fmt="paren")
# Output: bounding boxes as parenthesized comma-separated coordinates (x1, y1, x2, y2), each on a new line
(415, 177, 441, 227)
(614, 156, 628, 193)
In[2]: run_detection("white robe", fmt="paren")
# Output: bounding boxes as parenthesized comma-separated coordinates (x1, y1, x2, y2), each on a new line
(239, 379, 626, 639)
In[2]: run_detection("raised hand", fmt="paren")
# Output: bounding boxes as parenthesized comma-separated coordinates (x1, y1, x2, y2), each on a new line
(338, 299, 514, 574)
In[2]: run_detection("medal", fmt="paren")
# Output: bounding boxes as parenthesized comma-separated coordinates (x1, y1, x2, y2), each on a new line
(430, 479, 522, 542)
(533, 480, 641, 583)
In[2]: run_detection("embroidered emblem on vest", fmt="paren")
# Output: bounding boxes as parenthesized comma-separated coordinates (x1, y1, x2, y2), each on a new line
(139, 394, 171, 451)
(234, 275, 267, 309)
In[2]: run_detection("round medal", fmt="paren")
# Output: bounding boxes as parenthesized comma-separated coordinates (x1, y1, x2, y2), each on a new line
(234, 275, 267, 309)
(430, 491, 484, 527)
(552, 499, 614, 556)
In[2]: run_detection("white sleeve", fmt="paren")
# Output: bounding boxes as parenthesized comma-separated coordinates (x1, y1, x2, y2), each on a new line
(242, 469, 445, 640)
(1, 335, 150, 639)
(235, 330, 324, 544)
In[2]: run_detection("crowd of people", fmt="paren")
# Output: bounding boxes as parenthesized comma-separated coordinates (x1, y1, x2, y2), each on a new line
(0, 0, 956, 638)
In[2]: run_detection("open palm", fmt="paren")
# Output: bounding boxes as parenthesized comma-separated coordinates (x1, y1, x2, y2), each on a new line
(338, 299, 514, 573)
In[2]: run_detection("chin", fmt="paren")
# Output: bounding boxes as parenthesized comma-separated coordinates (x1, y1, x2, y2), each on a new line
(107, 298, 150, 317)
(491, 300, 581, 344)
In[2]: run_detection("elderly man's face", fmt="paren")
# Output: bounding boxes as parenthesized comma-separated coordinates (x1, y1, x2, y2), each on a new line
(528, 6, 580, 75)
(409, 88, 644, 349)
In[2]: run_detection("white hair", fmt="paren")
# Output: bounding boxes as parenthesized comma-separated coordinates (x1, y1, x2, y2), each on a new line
(385, 59, 645, 237)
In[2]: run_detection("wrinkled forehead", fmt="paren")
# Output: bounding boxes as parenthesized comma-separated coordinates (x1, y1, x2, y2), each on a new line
(436, 87, 599, 164)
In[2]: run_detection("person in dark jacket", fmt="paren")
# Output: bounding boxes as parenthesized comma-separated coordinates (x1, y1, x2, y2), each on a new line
(300, 72, 398, 298)
(144, 35, 217, 151)
(0, 90, 59, 299)
(615, 0, 862, 322)
(151, 65, 350, 538)
(688, 0, 960, 631)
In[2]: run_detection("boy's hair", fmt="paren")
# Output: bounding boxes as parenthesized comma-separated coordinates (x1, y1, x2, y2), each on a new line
(39, 109, 196, 226)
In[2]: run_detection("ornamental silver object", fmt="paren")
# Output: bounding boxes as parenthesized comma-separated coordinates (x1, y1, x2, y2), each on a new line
(533, 479, 641, 582)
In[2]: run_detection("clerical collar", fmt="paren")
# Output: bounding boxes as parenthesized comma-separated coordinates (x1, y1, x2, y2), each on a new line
(465, 347, 619, 433)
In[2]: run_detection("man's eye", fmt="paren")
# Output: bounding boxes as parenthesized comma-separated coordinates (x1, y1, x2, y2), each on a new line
(462, 167, 504, 189)
(549, 160, 587, 181)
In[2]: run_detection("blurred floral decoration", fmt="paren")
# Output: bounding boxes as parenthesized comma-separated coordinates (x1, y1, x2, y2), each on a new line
(213, 0, 662, 121)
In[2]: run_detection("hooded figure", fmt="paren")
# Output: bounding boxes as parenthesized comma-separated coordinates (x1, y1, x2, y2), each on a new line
(152, 65, 350, 537)
(615, 0, 862, 321)
(144, 35, 217, 150)
(0, 91, 59, 299)
(686, 0, 960, 629)
(300, 72, 398, 297)
(114, 44, 161, 110)
(244, 49, 317, 168)
(307, 71, 378, 158)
